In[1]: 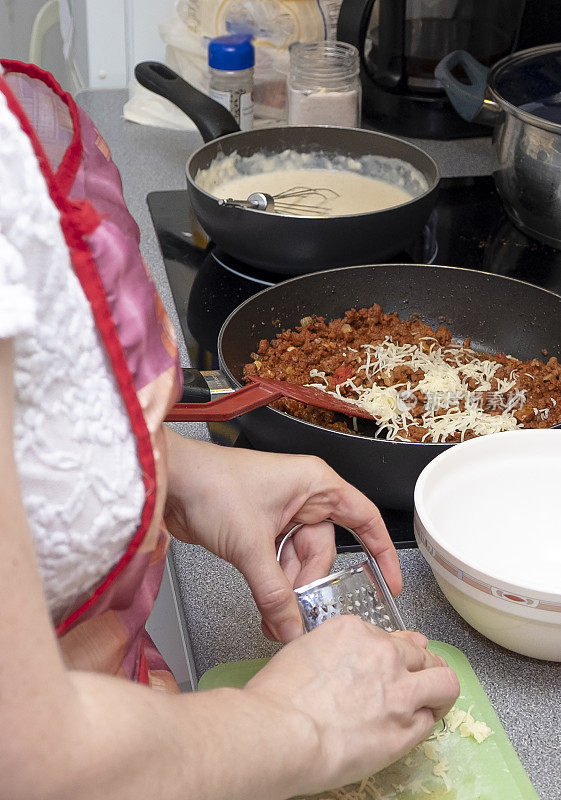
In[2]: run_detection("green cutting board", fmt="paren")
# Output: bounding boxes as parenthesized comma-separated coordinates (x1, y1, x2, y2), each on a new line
(198, 642, 539, 800)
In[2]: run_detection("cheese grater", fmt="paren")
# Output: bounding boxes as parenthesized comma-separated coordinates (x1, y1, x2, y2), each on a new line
(277, 523, 405, 633)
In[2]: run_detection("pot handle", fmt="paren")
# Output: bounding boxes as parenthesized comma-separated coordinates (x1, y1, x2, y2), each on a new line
(180, 367, 212, 403)
(337, 0, 379, 78)
(435, 50, 499, 126)
(134, 61, 240, 143)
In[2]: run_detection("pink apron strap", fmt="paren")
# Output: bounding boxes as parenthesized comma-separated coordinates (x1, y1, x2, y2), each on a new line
(0, 63, 166, 666)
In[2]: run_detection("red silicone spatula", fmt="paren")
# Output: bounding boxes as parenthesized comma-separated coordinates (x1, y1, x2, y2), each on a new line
(165, 376, 374, 422)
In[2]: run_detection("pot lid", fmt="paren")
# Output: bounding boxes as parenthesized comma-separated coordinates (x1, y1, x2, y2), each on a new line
(490, 43, 561, 129)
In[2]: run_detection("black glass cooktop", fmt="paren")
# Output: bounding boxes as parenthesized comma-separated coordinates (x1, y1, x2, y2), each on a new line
(148, 176, 561, 550)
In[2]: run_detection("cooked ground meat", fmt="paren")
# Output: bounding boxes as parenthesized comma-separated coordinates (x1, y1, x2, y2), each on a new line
(243, 303, 561, 443)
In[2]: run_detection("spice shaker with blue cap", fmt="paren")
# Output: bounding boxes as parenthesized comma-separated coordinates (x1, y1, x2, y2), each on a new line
(208, 34, 255, 131)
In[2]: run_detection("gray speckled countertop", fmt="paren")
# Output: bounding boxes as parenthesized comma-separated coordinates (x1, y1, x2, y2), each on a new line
(78, 89, 559, 800)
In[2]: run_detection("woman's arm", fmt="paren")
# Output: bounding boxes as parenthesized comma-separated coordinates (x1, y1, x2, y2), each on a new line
(1, 341, 458, 800)
(164, 425, 401, 642)
(0, 338, 313, 800)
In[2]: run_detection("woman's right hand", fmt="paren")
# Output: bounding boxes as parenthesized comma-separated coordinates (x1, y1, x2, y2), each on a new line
(244, 615, 460, 797)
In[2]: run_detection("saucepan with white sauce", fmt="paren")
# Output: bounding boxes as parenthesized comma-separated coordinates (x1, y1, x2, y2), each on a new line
(135, 61, 439, 274)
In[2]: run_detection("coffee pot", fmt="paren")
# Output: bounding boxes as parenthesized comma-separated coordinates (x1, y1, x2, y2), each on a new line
(337, 0, 526, 138)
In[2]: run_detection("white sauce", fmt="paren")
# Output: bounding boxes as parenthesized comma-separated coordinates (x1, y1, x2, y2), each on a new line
(195, 149, 429, 218)
(209, 168, 413, 216)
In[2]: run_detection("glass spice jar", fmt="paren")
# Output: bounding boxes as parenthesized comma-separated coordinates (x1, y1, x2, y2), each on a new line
(208, 34, 255, 131)
(287, 41, 361, 127)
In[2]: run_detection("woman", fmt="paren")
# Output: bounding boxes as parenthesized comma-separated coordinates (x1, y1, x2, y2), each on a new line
(0, 61, 459, 800)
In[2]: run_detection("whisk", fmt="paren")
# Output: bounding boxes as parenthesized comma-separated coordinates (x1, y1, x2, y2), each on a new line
(218, 186, 340, 216)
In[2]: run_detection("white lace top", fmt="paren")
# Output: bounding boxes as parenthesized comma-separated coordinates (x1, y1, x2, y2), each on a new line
(0, 91, 144, 622)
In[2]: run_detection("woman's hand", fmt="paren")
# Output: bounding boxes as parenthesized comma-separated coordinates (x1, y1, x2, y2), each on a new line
(164, 430, 401, 643)
(244, 618, 460, 796)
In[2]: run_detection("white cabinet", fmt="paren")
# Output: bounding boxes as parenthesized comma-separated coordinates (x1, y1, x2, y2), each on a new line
(75, 0, 176, 88)
(0, 0, 175, 89)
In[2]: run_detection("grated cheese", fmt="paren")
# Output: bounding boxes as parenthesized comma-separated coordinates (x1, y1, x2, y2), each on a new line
(447, 707, 493, 744)
(422, 742, 439, 762)
(459, 717, 493, 744)
(432, 759, 452, 792)
(289, 704, 494, 799)
(305, 337, 524, 443)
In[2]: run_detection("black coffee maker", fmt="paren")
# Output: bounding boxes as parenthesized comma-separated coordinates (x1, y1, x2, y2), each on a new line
(337, 0, 549, 138)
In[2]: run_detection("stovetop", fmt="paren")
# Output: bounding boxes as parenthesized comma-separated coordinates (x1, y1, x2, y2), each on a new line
(148, 176, 561, 550)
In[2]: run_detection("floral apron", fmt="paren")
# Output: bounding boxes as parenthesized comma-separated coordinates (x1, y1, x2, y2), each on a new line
(0, 61, 183, 691)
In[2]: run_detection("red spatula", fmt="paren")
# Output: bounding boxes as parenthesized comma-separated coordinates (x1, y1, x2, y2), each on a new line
(165, 376, 374, 422)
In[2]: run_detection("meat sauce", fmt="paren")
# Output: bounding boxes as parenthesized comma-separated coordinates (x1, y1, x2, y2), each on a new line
(243, 304, 561, 442)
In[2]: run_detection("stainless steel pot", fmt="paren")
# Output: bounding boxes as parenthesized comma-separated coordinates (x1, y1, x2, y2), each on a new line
(435, 44, 561, 249)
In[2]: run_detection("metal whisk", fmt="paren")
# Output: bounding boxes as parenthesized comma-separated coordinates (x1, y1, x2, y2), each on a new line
(218, 186, 340, 216)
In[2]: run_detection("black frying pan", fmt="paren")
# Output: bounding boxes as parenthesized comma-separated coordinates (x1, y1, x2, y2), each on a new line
(209, 263, 561, 510)
(135, 62, 439, 274)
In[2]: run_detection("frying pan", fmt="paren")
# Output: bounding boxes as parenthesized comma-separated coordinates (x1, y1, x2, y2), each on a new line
(135, 62, 439, 274)
(173, 264, 561, 510)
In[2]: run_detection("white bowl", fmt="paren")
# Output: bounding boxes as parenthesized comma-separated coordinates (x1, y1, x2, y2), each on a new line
(414, 429, 561, 661)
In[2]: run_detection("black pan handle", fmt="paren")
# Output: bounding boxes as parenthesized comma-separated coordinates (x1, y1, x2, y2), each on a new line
(180, 367, 211, 403)
(134, 61, 240, 143)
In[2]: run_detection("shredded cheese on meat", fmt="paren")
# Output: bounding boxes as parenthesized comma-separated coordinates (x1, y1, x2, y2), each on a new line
(306, 337, 523, 443)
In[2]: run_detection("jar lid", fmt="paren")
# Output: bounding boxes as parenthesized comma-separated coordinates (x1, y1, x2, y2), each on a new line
(208, 35, 254, 71)
(289, 41, 359, 91)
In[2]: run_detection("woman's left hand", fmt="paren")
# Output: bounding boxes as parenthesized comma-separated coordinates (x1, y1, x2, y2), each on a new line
(164, 430, 401, 643)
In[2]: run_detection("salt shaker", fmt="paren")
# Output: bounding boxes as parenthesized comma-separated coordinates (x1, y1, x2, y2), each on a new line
(208, 34, 255, 131)
(287, 41, 361, 128)
(277, 523, 405, 632)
